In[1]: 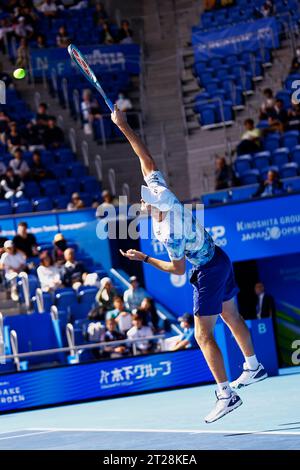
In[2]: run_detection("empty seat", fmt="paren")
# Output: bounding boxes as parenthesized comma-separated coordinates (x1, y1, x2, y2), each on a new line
(40, 179, 60, 197)
(282, 130, 299, 150)
(33, 197, 53, 212)
(69, 162, 87, 178)
(0, 201, 12, 215)
(253, 152, 271, 170)
(291, 145, 300, 165)
(264, 133, 281, 152)
(53, 194, 70, 209)
(56, 148, 75, 164)
(80, 176, 100, 194)
(76, 286, 98, 320)
(61, 178, 79, 195)
(55, 289, 78, 316)
(13, 199, 33, 214)
(234, 155, 252, 176)
(280, 162, 299, 178)
(199, 105, 216, 127)
(272, 148, 290, 167)
(240, 169, 260, 185)
(24, 181, 41, 198)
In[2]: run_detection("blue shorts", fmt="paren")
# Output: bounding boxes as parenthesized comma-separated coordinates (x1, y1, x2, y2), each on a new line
(190, 246, 239, 316)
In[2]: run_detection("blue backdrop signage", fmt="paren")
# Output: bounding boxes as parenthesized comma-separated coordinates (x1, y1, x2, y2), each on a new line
(30, 44, 140, 77)
(192, 17, 279, 60)
(0, 349, 213, 412)
(140, 194, 300, 315)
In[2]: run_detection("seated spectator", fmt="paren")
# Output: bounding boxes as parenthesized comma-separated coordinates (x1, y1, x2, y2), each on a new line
(171, 313, 197, 351)
(236, 119, 261, 156)
(266, 115, 285, 134)
(267, 99, 288, 128)
(30, 150, 52, 182)
(0, 240, 26, 301)
(6, 122, 25, 152)
(259, 88, 275, 119)
(215, 156, 232, 190)
(96, 276, 118, 310)
(9, 148, 30, 179)
(118, 20, 133, 44)
(124, 276, 146, 311)
(25, 123, 46, 151)
(0, 110, 10, 135)
(52, 233, 68, 266)
(139, 297, 159, 331)
(34, 102, 50, 126)
(38, 0, 58, 17)
(290, 55, 300, 74)
(103, 318, 127, 358)
(13, 221, 38, 258)
(37, 251, 62, 292)
(93, 2, 108, 25)
(56, 26, 71, 48)
(0, 167, 24, 199)
(253, 170, 284, 198)
(0, 226, 8, 257)
(107, 295, 132, 333)
(127, 312, 154, 355)
(116, 93, 133, 113)
(81, 89, 102, 135)
(44, 118, 64, 149)
(67, 192, 85, 211)
(95, 189, 119, 217)
(16, 37, 30, 69)
(14, 16, 33, 40)
(100, 21, 115, 45)
(61, 247, 87, 290)
(36, 34, 47, 48)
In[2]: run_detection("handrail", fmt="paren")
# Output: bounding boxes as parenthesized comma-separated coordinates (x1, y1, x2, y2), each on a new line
(95, 154, 103, 181)
(69, 127, 77, 154)
(0, 312, 4, 364)
(2, 334, 166, 361)
(108, 168, 116, 196)
(81, 140, 89, 167)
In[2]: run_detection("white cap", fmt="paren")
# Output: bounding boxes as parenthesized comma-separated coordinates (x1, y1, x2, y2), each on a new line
(4, 240, 13, 249)
(141, 185, 176, 212)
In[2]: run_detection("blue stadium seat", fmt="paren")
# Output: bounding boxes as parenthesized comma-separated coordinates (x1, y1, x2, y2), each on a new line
(283, 176, 300, 192)
(272, 148, 290, 168)
(260, 165, 279, 180)
(61, 178, 79, 195)
(80, 176, 100, 194)
(0, 201, 12, 215)
(33, 197, 53, 212)
(234, 155, 252, 176)
(282, 131, 299, 150)
(231, 185, 260, 201)
(53, 195, 70, 209)
(291, 145, 300, 166)
(253, 152, 271, 170)
(280, 162, 299, 179)
(56, 149, 75, 164)
(240, 169, 260, 185)
(55, 289, 78, 318)
(13, 199, 33, 214)
(52, 164, 69, 178)
(76, 286, 98, 320)
(40, 179, 60, 197)
(24, 181, 41, 198)
(276, 90, 292, 109)
(199, 105, 216, 127)
(264, 133, 281, 152)
(69, 162, 87, 179)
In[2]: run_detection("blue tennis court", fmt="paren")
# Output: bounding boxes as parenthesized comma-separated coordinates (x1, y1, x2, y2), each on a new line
(0, 368, 299, 450)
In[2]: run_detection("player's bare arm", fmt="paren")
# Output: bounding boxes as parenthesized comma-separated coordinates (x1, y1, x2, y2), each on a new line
(120, 249, 186, 275)
(111, 105, 157, 177)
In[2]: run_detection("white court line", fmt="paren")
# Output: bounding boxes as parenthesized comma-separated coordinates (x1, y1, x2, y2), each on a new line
(26, 427, 300, 436)
(0, 430, 56, 441)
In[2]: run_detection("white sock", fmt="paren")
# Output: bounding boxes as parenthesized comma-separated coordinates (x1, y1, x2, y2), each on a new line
(217, 381, 231, 398)
(245, 354, 259, 370)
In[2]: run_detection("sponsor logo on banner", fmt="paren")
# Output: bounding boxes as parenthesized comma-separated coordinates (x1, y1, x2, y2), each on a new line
(236, 213, 300, 242)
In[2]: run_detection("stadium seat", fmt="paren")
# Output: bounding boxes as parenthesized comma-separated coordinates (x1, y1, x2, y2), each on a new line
(69, 162, 87, 179)
(0, 201, 12, 215)
(33, 197, 53, 212)
(291, 145, 300, 166)
(272, 148, 290, 168)
(199, 105, 216, 127)
(240, 169, 260, 185)
(53, 195, 70, 209)
(282, 131, 299, 150)
(40, 180, 60, 197)
(280, 162, 299, 179)
(24, 181, 41, 198)
(76, 286, 98, 320)
(80, 176, 100, 194)
(264, 134, 281, 153)
(13, 199, 33, 214)
(253, 152, 271, 171)
(234, 155, 252, 176)
(56, 148, 75, 164)
(61, 178, 79, 195)
(55, 289, 78, 317)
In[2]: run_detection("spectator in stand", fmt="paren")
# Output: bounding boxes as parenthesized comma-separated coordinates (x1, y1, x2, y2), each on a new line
(34, 102, 50, 126)
(118, 20, 133, 44)
(14, 16, 33, 40)
(106, 295, 129, 319)
(37, 251, 62, 292)
(215, 156, 232, 190)
(0, 167, 24, 199)
(81, 89, 102, 135)
(61, 247, 87, 290)
(139, 297, 159, 331)
(25, 122, 46, 150)
(123, 276, 146, 311)
(36, 34, 47, 48)
(52, 233, 68, 266)
(13, 221, 38, 259)
(16, 37, 30, 69)
(100, 21, 115, 45)
(236, 118, 261, 156)
(116, 93, 133, 113)
(0, 18, 13, 53)
(254, 282, 276, 319)
(9, 148, 30, 179)
(6, 122, 25, 152)
(259, 88, 275, 120)
(0, 110, 11, 135)
(107, 295, 132, 333)
(127, 311, 154, 355)
(0, 227, 8, 257)
(102, 318, 127, 358)
(268, 99, 288, 128)
(30, 150, 52, 182)
(93, 1, 108, 25)
(95, 189, 119, 217)
(96, 276, 118, 311)
(171, 313, 197, 351)
(0, 240, 26, 301)
(253, 169, 284, 198)
(67, 192, 85, 211)
(290, 54, 300, 74)
(56, 25, 71, 48)
(44, 118, 64, 149)
(38, 0, 58, 17)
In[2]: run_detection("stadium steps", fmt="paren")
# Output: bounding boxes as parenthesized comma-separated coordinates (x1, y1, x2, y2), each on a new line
(0, 287, 27, 317)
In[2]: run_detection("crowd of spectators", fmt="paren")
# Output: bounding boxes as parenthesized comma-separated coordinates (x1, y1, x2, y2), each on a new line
(0, 0, 135, 62)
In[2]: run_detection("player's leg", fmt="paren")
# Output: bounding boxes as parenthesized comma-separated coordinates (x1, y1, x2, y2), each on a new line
(221, 298, 268, 388)
(194, 314, 243, 423)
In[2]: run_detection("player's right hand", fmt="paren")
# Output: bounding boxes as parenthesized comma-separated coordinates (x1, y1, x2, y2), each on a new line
(111, 104, 127, 128)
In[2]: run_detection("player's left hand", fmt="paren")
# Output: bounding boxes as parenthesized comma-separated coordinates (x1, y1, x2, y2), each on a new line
(120, 249, 146, 261)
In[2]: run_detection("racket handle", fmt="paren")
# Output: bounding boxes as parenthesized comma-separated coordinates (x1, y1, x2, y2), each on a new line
(105, 98, 114, 113)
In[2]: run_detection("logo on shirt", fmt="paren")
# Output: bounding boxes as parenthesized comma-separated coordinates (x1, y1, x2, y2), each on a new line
(170, 273, 187, 288)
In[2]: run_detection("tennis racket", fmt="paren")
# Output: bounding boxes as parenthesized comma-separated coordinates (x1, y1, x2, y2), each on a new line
(67, 44, 114, 112)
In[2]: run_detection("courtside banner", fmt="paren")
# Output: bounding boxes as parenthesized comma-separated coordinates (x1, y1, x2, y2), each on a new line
(30, 44, 140, 77)
(192, 17, 279, 60)
(0, 349, 213, 412)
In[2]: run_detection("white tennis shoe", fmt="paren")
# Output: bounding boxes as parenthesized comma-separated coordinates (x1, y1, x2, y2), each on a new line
(205, 391, 243, 424)
(230, 363, 268, 389)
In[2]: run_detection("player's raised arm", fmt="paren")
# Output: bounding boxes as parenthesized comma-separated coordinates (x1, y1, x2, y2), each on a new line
(111, 105, 157, 177)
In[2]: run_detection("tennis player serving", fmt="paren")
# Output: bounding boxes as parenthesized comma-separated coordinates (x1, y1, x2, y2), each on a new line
(111, 105, 267, 423)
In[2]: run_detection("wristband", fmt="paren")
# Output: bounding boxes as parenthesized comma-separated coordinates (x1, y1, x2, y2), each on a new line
(143, 255, 149, 263)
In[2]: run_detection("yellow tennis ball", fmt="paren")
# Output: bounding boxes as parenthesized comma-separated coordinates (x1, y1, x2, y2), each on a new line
(13, 68, 26, 80)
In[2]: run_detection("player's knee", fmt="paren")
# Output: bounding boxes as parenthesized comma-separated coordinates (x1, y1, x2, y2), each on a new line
(194, 330, 214, 348)
(221, 310, 241, 326)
